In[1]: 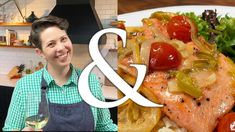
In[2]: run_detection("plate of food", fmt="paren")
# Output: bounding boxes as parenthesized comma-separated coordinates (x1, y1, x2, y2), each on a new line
(117, 5, 235, 132)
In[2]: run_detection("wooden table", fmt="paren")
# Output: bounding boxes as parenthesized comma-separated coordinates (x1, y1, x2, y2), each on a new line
(118, 0, 235, 14)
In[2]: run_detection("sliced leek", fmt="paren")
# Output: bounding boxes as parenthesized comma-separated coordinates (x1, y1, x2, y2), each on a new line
(176, 71, 202, 98)
(129, 39, 141, 63)
(150, 11, 176, 21)
(192, 52, 218, 71)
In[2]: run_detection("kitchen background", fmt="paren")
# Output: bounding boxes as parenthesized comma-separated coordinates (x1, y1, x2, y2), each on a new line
(0, 0, 118, 85)
(0, 0, 118, 129)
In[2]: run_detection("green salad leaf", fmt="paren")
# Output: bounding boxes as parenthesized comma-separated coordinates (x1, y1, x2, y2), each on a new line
(181, 12, 235, 61)
(215, 16, 235, 59)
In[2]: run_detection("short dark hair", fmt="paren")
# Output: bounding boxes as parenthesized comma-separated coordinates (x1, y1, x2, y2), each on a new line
(29, 15, 69, 50)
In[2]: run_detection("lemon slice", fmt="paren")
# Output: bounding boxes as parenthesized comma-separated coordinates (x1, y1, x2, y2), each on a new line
(118, 101, 161, 132)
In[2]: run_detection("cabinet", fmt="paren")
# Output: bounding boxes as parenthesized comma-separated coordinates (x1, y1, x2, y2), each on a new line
(0, 22, 34, 48)
(0, 86, 13, 129)
(106, 99, 117, 124)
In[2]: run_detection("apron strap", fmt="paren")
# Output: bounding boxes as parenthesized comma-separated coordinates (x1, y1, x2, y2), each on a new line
(39, 72, 49, 116)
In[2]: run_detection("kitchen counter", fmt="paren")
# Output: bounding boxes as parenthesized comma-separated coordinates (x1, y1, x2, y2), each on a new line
(102, 85, 118, 100)
(0, 74, 118, 100)
(0, 74, 18, 87)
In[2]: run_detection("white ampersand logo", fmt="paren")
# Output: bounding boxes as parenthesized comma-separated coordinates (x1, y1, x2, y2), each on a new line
(78, 28, 163, 108)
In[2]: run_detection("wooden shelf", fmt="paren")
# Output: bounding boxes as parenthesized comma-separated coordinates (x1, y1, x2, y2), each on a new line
(0, 45, 34, 48)
(0, 22, 32, 27)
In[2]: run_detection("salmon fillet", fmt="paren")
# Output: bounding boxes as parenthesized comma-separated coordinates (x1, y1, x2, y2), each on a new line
(144, 54, 234, 132)
(142, 18, 169, 39)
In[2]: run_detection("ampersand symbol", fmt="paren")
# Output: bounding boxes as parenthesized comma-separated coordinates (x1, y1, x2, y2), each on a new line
(78, 28, 163, 108)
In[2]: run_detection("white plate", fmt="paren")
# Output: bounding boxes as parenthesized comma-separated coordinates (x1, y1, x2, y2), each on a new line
(118, 5, 235, 26)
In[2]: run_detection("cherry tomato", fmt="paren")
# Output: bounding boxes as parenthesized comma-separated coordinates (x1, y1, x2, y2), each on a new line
(167, 15, 191, 43)
(217, 112, 235, 132)
(117, 21, 126, 41)
(149, 42, 182, 71)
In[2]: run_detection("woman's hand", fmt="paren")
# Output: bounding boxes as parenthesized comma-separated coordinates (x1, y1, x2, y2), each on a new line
(22, 127, 42, 131)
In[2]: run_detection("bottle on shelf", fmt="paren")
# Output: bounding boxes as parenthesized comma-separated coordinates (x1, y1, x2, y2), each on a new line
(25, 11, 38, 23)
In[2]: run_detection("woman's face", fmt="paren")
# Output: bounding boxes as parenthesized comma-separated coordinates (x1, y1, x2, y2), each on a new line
(36, 26, 73, 69)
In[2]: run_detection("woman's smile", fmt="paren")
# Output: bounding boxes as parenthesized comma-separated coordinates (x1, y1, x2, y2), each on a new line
(56, 51, 69, 61)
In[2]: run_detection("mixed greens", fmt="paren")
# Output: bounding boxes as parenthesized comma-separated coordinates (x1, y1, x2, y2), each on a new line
(181, 10, 235, 61)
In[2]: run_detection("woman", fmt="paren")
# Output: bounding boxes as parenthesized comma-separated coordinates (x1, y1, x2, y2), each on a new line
(3, 15, 117, 131)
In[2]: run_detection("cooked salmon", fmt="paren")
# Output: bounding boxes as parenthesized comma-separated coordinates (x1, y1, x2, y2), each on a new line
(144, 54, 234, 132)
(142, 18, 169, 39)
